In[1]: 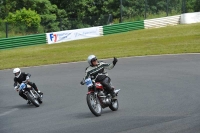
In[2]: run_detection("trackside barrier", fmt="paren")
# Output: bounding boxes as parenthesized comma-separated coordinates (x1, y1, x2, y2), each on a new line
(144, 15, 181, 29)
(1, 12, 199, 49)
(99, 26, 103, 35)
(0, 34, 46, 50)
(103, 21, 144, 35)
(181, 12, 200, 24)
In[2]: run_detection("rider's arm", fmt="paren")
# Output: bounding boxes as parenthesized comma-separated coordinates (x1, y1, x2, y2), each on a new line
(24, 72, 31, 82)
(80, 68, 91, 85)
(84, 68, 91, 80)
(101, 62, 114, 70)
(102, 57, 118, 69)
(25, 73, 31, 79)
(13, 78, 19, 91)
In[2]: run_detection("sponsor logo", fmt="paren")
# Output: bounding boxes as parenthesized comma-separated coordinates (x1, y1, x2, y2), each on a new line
(49, 33, 71, 42)
(49, 33, 57, 42)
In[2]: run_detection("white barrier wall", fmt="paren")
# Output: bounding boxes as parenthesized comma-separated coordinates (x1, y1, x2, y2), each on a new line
(144, 15, 181, 29)
(181, 12, 200, 24)
(46, 26, 102, 44)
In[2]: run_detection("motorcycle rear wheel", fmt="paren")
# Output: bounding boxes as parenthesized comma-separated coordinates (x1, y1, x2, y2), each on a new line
(26, 92, 40, 107)
(86, 93, 102, 116)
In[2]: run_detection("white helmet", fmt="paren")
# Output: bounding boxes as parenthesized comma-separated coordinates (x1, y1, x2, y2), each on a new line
(13, 68, 21, 78)
(87, 55, 97, 66)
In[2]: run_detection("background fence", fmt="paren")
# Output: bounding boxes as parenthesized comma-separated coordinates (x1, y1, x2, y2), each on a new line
(0, 0, 197, 38)
(0, 15, 112, 39)
(144, 15, 181, 29)
(0, 33, 46, 50)
(103, 20, 144, 35)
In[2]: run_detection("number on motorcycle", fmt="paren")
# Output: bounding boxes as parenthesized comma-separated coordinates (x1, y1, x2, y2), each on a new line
(85, 78, 93, 87)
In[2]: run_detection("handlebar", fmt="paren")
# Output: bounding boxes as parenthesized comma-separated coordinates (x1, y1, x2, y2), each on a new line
(22, 80, 28, 83)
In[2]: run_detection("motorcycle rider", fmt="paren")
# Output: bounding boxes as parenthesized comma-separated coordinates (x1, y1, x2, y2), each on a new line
(13, 68, 43, 104)
(81, 55, 118, 98)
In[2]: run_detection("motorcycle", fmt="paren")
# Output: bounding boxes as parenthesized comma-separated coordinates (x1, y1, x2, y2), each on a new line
(19, 82, 43, 107)
(81, 78, 120, 116)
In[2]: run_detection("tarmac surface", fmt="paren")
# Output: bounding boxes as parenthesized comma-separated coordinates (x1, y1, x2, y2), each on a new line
(1, 54, 200, 133)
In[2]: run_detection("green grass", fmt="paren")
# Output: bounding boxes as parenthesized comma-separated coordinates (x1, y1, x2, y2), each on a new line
(0, 23, 200, 70)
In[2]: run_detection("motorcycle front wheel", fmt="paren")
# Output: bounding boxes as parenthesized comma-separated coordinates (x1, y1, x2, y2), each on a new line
(109, 99, 119, 111)
(26, 92, 40, 107)
(86, 93, 102, 117)
(36, 92, 43, 104)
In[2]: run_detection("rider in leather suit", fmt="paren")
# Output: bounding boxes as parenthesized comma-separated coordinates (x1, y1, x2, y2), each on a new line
(13, 68, 43, 104)
(82, 55, 118, 97)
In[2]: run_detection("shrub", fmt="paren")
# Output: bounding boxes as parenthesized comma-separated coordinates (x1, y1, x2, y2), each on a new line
(6, 8, 41, 33)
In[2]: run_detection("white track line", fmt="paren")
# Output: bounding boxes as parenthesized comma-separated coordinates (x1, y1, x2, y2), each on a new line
(0, 108, 19, 117)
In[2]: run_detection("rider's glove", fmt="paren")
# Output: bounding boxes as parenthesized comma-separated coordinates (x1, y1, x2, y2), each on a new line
(26, 76, 30, 80)
(80, 81, 85, 85)
(14, 86, 19, 91)
(113, 57, 118, 66)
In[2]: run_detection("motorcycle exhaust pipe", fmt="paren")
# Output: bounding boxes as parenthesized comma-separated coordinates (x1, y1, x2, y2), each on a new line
(99, 96, 106, 98)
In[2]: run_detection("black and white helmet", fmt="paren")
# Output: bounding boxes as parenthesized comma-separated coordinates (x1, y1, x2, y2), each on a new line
(87, 55, 97, 66)
(13, 68, 21, 78)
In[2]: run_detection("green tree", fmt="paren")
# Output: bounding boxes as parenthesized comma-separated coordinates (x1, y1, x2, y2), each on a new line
(186, 0, 196, 12)
(193, 0, 200, 12)
(6, 8, 41, 33)
(0, 0, 17, 19)
(123, 0, 145, 19)
(50, 0, 119, 27)
(1, 0, 199, 34)
(9, 0, 67, 32)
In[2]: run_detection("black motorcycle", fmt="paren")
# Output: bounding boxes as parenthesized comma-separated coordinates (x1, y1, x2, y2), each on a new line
(19, 82, 43, 107)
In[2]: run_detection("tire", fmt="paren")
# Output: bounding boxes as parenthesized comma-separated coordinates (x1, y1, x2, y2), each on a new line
(38, 97, 43, 104)
(26, 92, 40, 107)
(86, 93, 102, 116)
(109, 99, 119, 111)
(37, 93, 43, 104)
(34, 90, 43, 104)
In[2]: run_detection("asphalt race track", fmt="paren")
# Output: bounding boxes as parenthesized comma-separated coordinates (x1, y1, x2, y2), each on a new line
(1, 54, 200, 133)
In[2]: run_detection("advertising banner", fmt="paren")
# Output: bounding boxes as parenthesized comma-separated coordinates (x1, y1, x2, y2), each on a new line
(46, 27, 101, 44)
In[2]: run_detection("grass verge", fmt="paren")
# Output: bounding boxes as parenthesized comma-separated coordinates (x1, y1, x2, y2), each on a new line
(0, 23, 200, 70)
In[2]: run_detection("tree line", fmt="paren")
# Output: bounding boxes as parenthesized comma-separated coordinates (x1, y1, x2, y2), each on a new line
(0, 0, 199, 33)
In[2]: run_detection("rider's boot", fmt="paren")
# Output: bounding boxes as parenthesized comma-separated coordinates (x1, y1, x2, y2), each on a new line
(27, 100, 31, 104)
(111, 91, 117, 99)
(31, 82, 43, 95)
(37, 90, 43, 95)
(35, 88, 43, 95)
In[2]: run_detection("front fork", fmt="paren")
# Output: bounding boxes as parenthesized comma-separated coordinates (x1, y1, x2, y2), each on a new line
(30, 90, 37, 98)
(87, 86, 99, 105)
(23, 85, 38, 99)
(92, 86, 98, 100)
